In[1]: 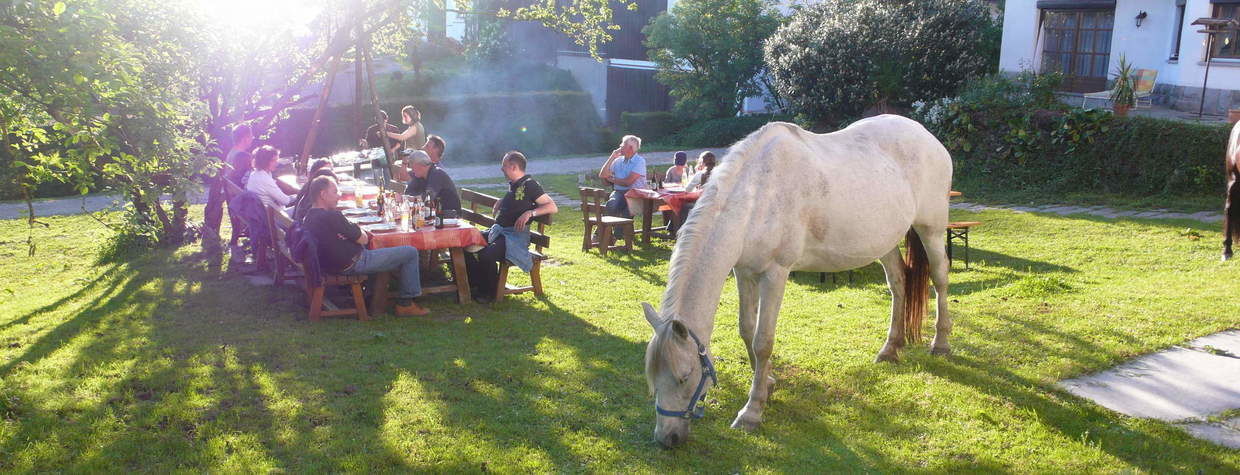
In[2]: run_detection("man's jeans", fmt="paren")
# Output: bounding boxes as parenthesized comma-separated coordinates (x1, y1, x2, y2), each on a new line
(604, 189, 632, 218)
(345, 246, 422, 301)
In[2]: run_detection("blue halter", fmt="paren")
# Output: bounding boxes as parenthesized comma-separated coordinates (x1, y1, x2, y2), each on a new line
(655, 326, 718, 419)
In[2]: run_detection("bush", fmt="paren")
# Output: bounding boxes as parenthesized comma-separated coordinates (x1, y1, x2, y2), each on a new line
(912, 75, 1231, 196)
(621, 112, 691, 144)
(668, 115, 794, 148)
(644, 0, 782, 119)
(271, 91, 604, 163)
(765, 0, 999, 126)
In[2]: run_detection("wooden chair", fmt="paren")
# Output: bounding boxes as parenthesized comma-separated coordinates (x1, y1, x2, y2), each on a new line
(946, 221, 981, 270)
(222, 178, 270, 269)
(269, 207, 369, 321)
(460, 188, 553, 301)
(265, 204, 303, 286)
(579, 186, 634, 255)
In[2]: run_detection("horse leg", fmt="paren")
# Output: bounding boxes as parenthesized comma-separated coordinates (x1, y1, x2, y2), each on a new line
(1225, 177, 1237, 261)
(916, 224, 952, 356)
(875, 247, 907, 363)
(735, 268, 760, 371)
(731, 267, 789, 432)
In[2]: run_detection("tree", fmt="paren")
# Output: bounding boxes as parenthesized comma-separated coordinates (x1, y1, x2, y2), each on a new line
(643, 0, 781, 119)
(764, 0, 999, 126)
(0, 0, 208, 255)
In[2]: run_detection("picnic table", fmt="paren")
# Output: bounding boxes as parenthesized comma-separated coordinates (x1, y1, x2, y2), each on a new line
(341, 207, 486, 311)
(623, 186, 702, 245)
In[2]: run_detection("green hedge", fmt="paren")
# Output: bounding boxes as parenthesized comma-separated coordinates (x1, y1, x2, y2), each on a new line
(620, 111, 689, 144)
(918, 106, 1231, 196)
(668, 114, 794, 147)
(272, 91, 605, 163)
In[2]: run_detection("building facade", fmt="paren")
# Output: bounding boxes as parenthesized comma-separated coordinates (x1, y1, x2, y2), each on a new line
(1000, 0, 1240, 114)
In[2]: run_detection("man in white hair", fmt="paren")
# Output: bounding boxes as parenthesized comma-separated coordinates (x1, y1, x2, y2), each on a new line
(598, 134, 648, 218)
(402, 148, 460, 213)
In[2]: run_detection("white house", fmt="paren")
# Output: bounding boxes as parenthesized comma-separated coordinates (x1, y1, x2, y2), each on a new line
(1000, 0, 1240, 114)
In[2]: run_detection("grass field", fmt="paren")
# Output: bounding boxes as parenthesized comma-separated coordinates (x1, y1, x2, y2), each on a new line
(1, 175, 1238, 472)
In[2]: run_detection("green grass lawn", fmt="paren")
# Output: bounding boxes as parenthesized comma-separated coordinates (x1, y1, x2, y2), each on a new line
(1, 175, 1238, 472)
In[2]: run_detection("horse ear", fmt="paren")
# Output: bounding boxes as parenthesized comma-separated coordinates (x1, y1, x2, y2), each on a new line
(642, 302, 662, 327)
(671, 320, 688, 340)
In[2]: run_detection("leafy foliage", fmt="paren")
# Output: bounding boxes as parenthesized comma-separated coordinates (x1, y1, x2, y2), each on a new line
(912, 74, 1232, 196)
(666, 114, 794, 147)
(764, 0, 999, 126)
(643, 0, 782, 119)
(1109, 55, 1136, 108)
(620, 111, 690, 144)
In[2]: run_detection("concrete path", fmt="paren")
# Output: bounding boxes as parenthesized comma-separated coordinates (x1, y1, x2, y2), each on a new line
(0, 148, 727, 220)
(950, 202, 1222, 223)
(1060, 330, 1240, 449)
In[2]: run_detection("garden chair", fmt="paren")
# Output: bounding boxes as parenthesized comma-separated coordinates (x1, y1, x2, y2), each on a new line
(1081, 68, 1157, 109)
(579, 186, 634, 255)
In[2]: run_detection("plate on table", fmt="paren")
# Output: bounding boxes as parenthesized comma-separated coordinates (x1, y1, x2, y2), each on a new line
(353, 215, 382, 224)
(342, 208, 371, 216)
(362, 223, 398, 233)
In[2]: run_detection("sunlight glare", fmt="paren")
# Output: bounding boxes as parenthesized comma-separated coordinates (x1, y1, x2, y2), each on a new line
(197, 0, 323, 37)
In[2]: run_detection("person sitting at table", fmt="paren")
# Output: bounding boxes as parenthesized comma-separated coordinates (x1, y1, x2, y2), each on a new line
(664, 151, 690, 186)
(360, 110, 401, 149)
(465, 151, 558, 303)
(598, 134, 647, 219)
(302, 176, 430, 316)
(403, 149, 461, 214)
(686, 151, 717, 191)
(403, 134, 447, 186)
(386, 105, 426, 151)
(246, 145, 299, 214)
(225, 124, 254, 187)
(292, 167, 338, 222)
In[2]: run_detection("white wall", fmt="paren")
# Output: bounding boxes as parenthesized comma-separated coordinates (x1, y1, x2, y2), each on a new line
(999, 0, 1240, 93)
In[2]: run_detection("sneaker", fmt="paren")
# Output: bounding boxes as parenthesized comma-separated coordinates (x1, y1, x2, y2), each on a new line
(395, 301, 430, 316)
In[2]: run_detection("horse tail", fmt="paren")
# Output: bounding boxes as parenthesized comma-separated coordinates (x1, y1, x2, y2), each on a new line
(902, 228, 930, 345)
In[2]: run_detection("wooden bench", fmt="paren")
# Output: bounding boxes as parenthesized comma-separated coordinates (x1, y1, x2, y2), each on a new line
(578, 186, 634, 255)
(267, 205, 369, 321)
(460, 188, 552, 301)
(946, 221, 981, 269)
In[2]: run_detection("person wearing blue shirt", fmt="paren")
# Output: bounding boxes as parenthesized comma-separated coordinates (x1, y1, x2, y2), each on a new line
(598, 135, 647, 218)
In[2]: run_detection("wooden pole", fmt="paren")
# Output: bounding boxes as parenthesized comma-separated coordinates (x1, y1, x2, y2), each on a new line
(354, 26, 365, 144)
(299, 55, 342, 174)
(361, 39, 393, 185)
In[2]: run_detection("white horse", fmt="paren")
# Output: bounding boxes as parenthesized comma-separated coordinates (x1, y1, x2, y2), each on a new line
(642, 115, 953, 447)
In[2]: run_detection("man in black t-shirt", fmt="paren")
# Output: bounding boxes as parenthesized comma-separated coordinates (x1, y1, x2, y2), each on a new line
(301, 176, 430, 316)
(465, 151, 558, 303)
(402, 148, 461, 214)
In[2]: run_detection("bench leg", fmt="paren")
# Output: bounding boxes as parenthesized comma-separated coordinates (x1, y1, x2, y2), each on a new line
(350, 283, 369, 321)
(496, 262, 511, 302)
(530, 261, 543, 297)
(963, 228, 971, 270)
(623, 224, 634, 252)
(582, 222, 594, 252)
(308, 286, 325, 322)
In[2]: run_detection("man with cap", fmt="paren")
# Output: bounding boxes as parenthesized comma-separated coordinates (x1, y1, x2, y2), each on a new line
(402, 148, 461, 214)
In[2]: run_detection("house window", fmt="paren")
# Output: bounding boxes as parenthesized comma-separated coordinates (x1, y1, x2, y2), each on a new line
(1214, 4, 1240, 59)
(1041, 9, 1115, 92)
(1170, 3, 1185, 60)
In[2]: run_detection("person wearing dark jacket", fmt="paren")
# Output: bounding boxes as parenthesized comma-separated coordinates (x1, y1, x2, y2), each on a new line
(301, 176, 429, 316)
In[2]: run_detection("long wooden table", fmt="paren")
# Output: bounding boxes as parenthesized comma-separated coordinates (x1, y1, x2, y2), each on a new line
(343, 209, 486, 312)
(623, 187, 702, 245)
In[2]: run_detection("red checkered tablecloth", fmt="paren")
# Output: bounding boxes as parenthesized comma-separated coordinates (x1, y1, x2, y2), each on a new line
(367, 224, 487, 251)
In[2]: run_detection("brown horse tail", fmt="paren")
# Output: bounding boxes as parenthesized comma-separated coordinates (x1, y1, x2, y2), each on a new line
(902, 228, 930, 345)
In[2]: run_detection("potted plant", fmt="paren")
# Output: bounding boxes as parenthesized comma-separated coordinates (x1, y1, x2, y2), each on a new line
(1109, 55, 1136, 117)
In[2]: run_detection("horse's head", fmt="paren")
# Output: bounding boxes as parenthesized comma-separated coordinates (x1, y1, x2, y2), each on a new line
(643, 302, 716, 448)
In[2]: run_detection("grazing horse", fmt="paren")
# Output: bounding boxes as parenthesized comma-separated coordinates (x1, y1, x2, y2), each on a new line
(1222, 121, 1240, 261)
(642, 115, 953, 448)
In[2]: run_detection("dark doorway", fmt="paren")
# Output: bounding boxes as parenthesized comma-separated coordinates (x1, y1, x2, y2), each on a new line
(1041, 9, 1115, 93)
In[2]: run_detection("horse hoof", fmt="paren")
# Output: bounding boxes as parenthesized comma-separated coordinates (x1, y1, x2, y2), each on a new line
(730, 415, 762, 432)
(930, 346, 952, 356)
(874, 352, 900, 364)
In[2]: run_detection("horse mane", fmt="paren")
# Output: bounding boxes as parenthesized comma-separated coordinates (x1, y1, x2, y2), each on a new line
(661, 122, 804, 317)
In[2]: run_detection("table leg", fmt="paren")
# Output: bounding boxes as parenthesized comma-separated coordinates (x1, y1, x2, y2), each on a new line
(642, 199, 654, 245)
(450, 247, 472, 304)
(370, 271, 391, 315)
